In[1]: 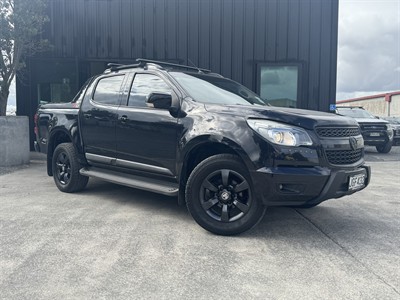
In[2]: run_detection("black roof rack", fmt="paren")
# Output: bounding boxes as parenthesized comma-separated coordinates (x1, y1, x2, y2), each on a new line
(105, 62, 143, 72)
(104, 59, 211, 73)
(136, 58, 211, 73)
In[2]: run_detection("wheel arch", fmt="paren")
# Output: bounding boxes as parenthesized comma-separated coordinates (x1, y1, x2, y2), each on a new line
(178, 136, 255, 205)
(46, 129, 73, 176)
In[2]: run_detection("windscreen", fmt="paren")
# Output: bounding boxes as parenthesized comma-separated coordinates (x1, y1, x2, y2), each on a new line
(337, 108, 375, 118)
(382, 117, 400, 124)
(170, 72, 266, 106)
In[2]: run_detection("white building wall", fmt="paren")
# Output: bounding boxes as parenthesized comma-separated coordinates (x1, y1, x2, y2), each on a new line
(390, 94, 400, 117)
(337, 93, 400, 117)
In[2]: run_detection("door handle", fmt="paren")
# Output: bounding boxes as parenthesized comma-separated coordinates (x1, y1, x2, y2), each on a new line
(120, 115, 128, 123)
(83, 113, 92, 119)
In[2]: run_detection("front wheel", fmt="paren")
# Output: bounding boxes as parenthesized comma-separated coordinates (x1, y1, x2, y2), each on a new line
(376, 141, 392, 153)
(52, 143, 89, 193)
(185, 154, 266, 235)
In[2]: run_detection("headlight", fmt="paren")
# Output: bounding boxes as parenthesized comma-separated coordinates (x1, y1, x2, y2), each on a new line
(247, 119, 313, 146)
(387, 124, 394, 139)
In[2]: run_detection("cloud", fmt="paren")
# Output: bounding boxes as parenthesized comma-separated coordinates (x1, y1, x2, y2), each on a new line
(336, 0, 400, 99)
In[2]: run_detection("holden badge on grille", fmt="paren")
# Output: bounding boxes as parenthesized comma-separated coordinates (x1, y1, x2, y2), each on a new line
(349, 137, 358, 151)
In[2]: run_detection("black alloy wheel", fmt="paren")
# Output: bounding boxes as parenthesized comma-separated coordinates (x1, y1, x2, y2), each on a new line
(52, 143, 89, 193)
(55, 151, 72, 185)
(200, 169, 252, 223)
(186, 154, 266, 235)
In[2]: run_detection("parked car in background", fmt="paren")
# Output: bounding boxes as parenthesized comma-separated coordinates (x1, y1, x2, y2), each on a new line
(381, 117, 400, 146)
(336, 106, 394, 153)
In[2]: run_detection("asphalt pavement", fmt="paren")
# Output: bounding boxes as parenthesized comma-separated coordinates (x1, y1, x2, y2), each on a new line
(0, 147, 399, 299)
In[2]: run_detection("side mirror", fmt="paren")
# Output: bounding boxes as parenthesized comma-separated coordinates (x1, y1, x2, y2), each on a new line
(146, 92, 172, 109)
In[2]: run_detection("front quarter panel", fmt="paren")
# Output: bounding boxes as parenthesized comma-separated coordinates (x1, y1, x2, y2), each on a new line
(178, 102, 259, 170)
(178, 101, 322, 175)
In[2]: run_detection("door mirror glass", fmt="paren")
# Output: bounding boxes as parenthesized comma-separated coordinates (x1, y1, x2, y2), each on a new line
(146, 92, 172, 109)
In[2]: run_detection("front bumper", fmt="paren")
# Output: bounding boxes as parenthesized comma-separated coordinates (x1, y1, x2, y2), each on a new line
(251, 165, 371, 207)
(393, 135, 400, 146)
(362, 133, 392, 146)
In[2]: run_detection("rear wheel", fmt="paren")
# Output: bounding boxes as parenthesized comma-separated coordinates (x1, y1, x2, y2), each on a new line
(185, 154, 266, 235)
(52, 143, 88, 193)
(376, 141, 392, 153)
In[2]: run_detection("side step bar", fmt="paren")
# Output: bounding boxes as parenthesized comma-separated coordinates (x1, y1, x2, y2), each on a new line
(80, 167, 179, 197)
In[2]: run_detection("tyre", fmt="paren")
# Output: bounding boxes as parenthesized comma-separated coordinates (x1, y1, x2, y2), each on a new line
(52, 143, 89, 193)
(376, 141, 392, 153)
(185, 154, 266, 235)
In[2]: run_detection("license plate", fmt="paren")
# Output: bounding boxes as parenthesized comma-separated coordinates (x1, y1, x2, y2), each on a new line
(370, 132, 380, 137)
(348, 174, 366, 190)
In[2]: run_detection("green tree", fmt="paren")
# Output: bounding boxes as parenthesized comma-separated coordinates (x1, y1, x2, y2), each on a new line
(0, 0, 49, 116)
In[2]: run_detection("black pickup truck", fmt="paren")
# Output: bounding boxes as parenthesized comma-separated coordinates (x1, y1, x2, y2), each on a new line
(336, 106, 394, 153)
(35, 59, 371, 235)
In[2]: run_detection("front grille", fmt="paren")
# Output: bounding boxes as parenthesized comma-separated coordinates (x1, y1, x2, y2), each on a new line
(316, 127, 360, 138)
(360, 124, 386, 131)
(325, 149, 363, 165)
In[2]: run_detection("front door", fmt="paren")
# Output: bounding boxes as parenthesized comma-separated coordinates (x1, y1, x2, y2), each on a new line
(115, 72, 180, 177)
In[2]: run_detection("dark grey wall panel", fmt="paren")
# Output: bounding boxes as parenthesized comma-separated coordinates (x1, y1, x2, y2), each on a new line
(276, 0, 289, 61)
(154, 0, 166, 60)
(31, 0, 339, 111)
(319, 0, 334, 111)
(188, 0, 199, 66)
(231, 0, 244, 84)
(210, 0, 222, 74)
(165, 0, 178, 60)
(243, 0, 255, 89)
(143, 0, 154, 59)
(329, 0, 339, 109)
(220, 0, 233, 79)
(19, 0, 339, 150)
(298, 0, 311, 108)
(287, 1, 300, 60)
(254, 0, 267, 62)
(177, 1, 188, 64)
(131, 0, 143, 59)
(266, 0, 278, 61)
(308, 1, 323, 110)
(199, 0, 211, 70)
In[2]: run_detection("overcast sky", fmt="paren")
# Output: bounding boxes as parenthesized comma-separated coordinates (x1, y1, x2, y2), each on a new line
(7, 0, 400, 108)
(337, 0, 400, 100)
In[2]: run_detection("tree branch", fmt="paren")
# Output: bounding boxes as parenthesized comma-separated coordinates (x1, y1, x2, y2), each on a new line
(7, 0, 14, 11)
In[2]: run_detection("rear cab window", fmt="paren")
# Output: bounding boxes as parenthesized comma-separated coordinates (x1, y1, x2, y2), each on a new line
(92, 75, 125, 106)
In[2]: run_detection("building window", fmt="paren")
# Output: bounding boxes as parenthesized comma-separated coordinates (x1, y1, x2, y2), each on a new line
(258, 65, 299, 108)
(33, 61, 77, 104)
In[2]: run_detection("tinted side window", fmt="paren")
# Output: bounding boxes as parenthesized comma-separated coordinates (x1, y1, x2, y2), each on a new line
(128, 74, 172, 107)
(93, 75, 125, 105)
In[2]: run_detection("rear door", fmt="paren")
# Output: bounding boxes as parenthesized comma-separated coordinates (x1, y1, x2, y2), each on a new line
(115, 72, 181, 177)
(79, 74, 126, 162)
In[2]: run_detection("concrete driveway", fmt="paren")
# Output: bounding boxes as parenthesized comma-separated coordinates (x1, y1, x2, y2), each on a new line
(0, 148, 399, 299)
